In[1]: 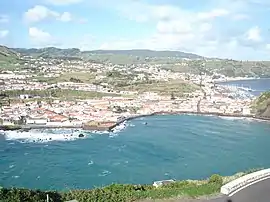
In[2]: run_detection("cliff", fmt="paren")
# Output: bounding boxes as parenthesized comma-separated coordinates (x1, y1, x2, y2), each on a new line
(253, 91, 270, 118)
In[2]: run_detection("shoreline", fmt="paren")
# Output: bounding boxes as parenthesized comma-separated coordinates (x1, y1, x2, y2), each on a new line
(0, 112, 269, 132)
(112, 111, 270, 130)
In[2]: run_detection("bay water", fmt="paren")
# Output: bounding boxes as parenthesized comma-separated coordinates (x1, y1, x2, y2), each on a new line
(0, 79, 270, 190)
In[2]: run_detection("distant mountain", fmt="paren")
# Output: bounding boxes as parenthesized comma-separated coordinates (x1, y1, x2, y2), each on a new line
(85, 49, 204, 59)
(0, 45, 20, 62)
(12, 47, 204, 60)
(13, 47, 81, 58)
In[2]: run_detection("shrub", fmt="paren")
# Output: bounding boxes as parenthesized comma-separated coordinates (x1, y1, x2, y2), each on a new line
(208, 174, 223, 185)
(0, 188, 62, 202)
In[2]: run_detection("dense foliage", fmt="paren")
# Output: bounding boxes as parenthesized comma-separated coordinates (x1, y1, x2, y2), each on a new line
(253, 91, 270, 117)
(0, 174, 226, 202)
(1, 168, 264, 202)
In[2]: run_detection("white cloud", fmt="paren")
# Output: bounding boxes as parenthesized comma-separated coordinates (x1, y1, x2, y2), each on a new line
(59, 12, 72, 22)
(0, 15, 9, 23)
(232, 14, 250, 20)
(156, 20, 192, 34)
(24, 5, 58, 23)
(197, 9, 230, 20)
(0, 30, 9, 38)
(89, 0, 270, 60)
(29, 27, 53, 46)
(245, 26, 262, 42)
(45, 0, 83, 5)
(199, 23, 213, 33)
(24, 5, 73, 23)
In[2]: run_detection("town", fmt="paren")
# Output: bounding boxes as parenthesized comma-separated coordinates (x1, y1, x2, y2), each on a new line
(0, 55, 255, 131)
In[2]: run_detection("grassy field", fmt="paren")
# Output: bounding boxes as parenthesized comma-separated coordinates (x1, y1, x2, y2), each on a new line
(33, 72, 97, 84)
(119, 80, 199, 97)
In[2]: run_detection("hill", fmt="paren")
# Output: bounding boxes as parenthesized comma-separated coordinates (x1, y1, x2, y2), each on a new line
(12, 47, 204, 62)
(253, 91, 270, 118)
(84, 49, 203, 59)
(0, 45, 20, 63)
(13, 47, 81, 59)
(8, 46, 270, 77)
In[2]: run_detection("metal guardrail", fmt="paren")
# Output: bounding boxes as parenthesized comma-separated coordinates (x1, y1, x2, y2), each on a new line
(220, 168, 270, 196)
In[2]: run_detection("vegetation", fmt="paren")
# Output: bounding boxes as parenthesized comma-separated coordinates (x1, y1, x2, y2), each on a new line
(0, 45, 20, 64)
(3, 89, 122, 100)
(0, 168, 263, 202)
(252, 91, 270, 117)
(13, 48, 203, 61)
(13, 47, 81, 59)
(168, 59, 270, 78)
(33, 72, 96, 84)
(119, 80, 199, 97)
(0, 174, 224, 202)
(3, 46, 270, 77)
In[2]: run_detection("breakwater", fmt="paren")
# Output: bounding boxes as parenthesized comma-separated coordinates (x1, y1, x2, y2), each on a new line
(109, 111, 270, 131)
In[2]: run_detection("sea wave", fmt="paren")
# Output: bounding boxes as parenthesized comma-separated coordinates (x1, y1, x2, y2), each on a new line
(2, 129, 88, 143)
(0, 122, 129, 143)
(218, 116, 253, 121)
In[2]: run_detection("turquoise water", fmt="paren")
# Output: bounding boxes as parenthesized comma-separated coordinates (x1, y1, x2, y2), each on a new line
(1, 115, 270, 190)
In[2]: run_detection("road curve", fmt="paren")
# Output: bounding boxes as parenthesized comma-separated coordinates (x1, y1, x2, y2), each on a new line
(201, 178, 270, 202)
(228, 178, 270, 202)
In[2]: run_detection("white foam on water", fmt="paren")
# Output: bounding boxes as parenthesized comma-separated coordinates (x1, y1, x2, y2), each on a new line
(98, 170, 111, 177)
(91, 130, 110, 135)
(218, 116, 254, 122)
(88, 161, 94, 165)
(3, 129, 88, 143)
(112, 121, 127, 133)
(1, 122, 130, 143)
(108, 121, 128, 138)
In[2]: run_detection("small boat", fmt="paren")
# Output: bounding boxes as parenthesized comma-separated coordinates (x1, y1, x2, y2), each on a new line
(143, 122, 148, 125)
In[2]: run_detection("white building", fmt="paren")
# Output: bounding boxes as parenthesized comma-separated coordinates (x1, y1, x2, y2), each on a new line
(26, 117, 48, 125)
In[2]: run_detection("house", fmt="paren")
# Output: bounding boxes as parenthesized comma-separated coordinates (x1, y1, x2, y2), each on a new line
(2, 119, 14, 126)
(26, 116, 48, 125)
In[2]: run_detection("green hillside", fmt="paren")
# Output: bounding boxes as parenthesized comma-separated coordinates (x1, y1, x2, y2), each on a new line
(0, 45, 20, 63)
(13, 47, 204, 62)
(253, 91, 270, 117)
(8, 46, 270, 77)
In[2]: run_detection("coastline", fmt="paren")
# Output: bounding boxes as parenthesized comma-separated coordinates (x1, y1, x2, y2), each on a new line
(111, 111, 270, 131)
(0, 112, 269, 132)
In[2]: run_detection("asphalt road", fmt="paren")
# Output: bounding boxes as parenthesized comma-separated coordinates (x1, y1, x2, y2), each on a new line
(228, 178, 270, 202)
(195, 178, 270, 202)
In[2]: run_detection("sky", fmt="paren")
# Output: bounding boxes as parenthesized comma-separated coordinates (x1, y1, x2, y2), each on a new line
(0, 0, 270, 60)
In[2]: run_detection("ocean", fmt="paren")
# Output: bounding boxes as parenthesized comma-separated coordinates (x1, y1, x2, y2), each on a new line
(0, 79, 270, 191)
(218, 78, 270, 96)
